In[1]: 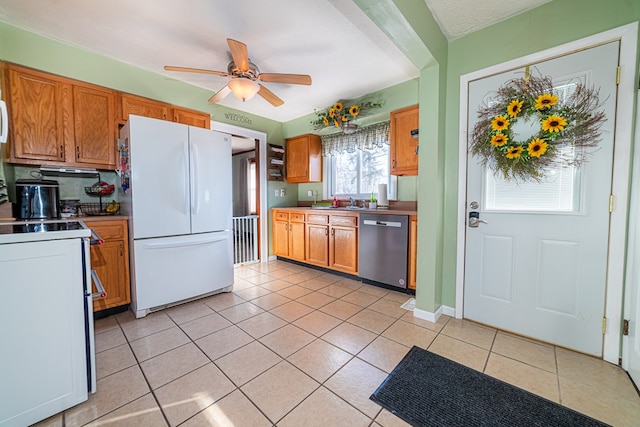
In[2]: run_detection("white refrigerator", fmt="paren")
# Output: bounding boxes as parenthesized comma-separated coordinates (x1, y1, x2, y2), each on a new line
(119, 115, 234, 318)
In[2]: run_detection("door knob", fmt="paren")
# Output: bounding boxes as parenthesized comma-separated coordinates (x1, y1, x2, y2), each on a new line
(468, 217, 488, 228)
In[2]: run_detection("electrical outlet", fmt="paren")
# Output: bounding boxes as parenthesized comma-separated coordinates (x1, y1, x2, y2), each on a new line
(280, 188, 286, 197)
(274, 189, 280, 197)
(307, 190, 313, 197)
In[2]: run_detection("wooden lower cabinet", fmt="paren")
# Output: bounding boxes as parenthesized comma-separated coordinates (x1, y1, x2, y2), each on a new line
(273, 213, 290, 257)
(272, 211, 305, 261)
(408, 215, 417, 290)
(273, 209, 359, 275)
(289, 220, 306, 261)
(83, 218, 131, 312)
(306, 214, 330, 267)
(329, 215, 358, 274)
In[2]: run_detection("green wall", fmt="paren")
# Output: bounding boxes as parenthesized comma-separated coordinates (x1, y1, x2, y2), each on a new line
(440, 0, 640, 308)
(0, 21, 283, 138)
(285, 78, 421, 203)
(0, 19, 420, 262)
(2, 1, 638, 315)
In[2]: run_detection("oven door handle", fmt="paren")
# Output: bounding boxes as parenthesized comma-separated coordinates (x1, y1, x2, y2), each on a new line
(90, 230, 104, 245)
(91, 269, 107, 300)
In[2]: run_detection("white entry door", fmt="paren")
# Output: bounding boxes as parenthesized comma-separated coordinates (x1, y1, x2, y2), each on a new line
(464, 42, 619, 356)
(624, 102, 640, 387)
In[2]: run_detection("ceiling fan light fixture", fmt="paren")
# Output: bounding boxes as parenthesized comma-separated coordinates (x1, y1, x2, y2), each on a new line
(228, 78, 259, 101)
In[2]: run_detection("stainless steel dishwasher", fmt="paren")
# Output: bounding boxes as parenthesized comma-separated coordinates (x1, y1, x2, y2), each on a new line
(358, 213, 409, 289)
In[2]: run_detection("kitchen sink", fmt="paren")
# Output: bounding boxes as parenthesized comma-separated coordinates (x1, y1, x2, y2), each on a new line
(343, 206, 367, 210)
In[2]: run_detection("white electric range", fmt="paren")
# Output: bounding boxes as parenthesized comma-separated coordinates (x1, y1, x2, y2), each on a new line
(0, 219, 98, 427)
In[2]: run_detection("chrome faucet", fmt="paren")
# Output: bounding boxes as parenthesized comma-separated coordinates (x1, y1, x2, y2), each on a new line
(349, 197, 355, 207)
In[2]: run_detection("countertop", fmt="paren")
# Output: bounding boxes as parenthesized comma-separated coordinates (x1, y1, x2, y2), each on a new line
(75, 215, 128, 223)
(0, 215, 127, 244)
(0, 219, 92, 245)
(272, 206, 418, 216)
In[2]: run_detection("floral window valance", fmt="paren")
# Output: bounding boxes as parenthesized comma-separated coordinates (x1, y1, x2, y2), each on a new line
(321, 121, 390, 156)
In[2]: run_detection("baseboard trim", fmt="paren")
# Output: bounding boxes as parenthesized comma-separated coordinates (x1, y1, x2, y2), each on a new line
(413, 305, 456, 322)
(442, 305, 456, 317)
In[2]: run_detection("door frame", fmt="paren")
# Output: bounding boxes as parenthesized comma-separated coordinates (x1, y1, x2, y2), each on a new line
(455, 22, 638, 364)
(210, 120, 268, 264)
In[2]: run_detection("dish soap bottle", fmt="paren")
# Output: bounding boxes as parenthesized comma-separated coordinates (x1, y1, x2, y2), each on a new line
(332, 195, 338, 208)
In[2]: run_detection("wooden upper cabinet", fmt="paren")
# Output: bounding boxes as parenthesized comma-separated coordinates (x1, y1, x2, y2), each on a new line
(119, 93, 170, 123)
(72, 83, 117, 169)
(285, 133, 322, 183)
(3, 63, 117, 169)
(173, 107, 210, 129)
(390, 104, 419, 176)
(3, 62, 210, 170)
(4, 64, 69, 164)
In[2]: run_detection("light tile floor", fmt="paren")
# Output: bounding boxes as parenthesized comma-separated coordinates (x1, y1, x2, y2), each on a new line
(35, 260, 639, 427)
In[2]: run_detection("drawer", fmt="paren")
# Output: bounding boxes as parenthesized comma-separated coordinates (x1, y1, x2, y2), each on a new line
(307, 214, 329, 224)
(290, 213, 305, 222)
(84, 221, 125, 240)
(331, 215, 357, 227)
(274, 211, 289, 221)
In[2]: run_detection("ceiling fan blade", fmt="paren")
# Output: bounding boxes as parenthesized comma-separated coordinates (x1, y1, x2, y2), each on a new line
(259, 73, 312, 85)
(164, 65, 228, 77)
(227, 38, 249, 72)
(257, 85, 284, 107)
(208, 85, 232, 103)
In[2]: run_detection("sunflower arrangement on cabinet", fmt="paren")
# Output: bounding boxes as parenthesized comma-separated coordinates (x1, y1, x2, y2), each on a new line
(311, 100, 383, 132)
(470, 75, 606, 181)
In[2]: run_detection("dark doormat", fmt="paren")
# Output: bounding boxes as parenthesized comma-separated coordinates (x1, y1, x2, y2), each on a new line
(370, 346, 610, 427)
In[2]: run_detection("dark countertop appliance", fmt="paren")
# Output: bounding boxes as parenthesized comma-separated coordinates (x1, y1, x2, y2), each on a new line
(358, 213, 409, 290)
(15, 179, 60, 219)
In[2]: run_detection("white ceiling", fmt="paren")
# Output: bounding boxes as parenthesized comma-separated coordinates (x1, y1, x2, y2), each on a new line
(0, 0, 551, 123)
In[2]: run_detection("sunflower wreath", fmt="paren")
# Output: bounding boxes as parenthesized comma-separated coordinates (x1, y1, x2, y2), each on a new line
(470, 75, 606, 181)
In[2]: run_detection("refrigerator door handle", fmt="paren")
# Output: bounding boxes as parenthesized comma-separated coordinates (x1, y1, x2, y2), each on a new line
(191, 141, 200, 215)
(183, 141, 190, 215)
(142, 235, 228, 250)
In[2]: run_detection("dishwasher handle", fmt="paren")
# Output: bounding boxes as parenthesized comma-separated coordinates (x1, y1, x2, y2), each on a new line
(363, 219, 403, 228)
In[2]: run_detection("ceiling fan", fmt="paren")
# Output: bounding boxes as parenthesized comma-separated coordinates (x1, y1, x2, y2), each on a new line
(164, 38, 312, 107)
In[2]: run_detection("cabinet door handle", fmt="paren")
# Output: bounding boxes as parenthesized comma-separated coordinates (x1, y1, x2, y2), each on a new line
(325, 228, 328, 236)
(331, 228, 335, 236)
(60, 145, 64, 159)
(290, 224, 292, 231)
(76, 146, 80, 160)
(119, 242, 123, 257)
